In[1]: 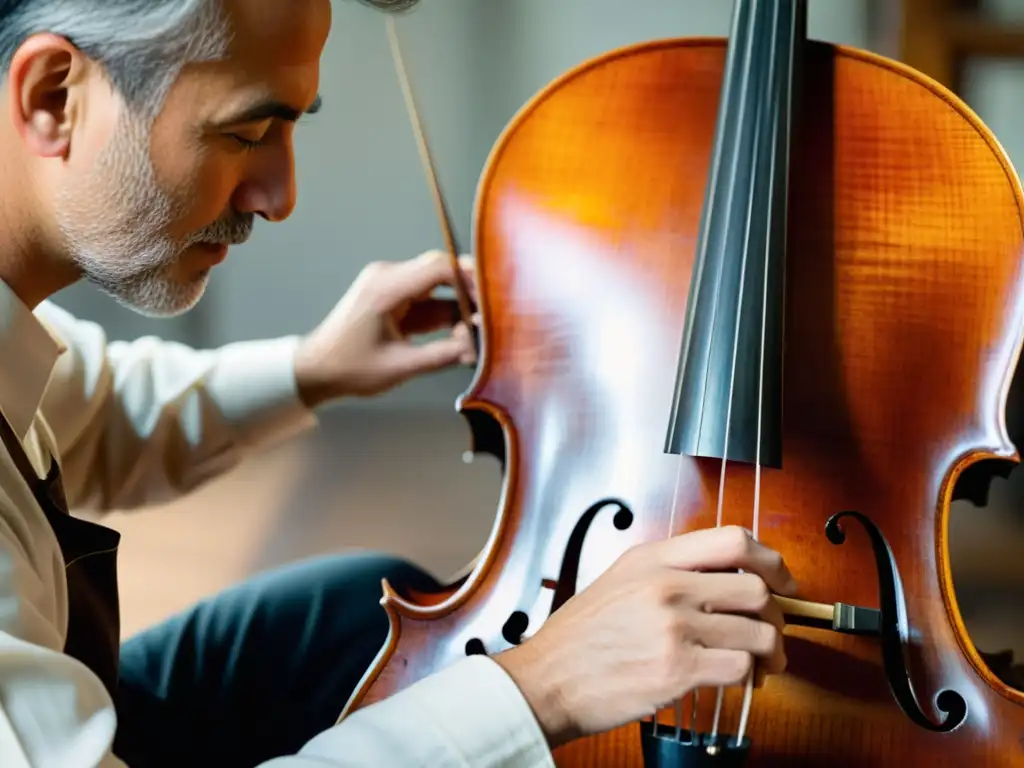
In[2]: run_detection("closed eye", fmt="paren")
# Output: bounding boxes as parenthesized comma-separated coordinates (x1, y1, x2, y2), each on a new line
(230, 134, 266, 151)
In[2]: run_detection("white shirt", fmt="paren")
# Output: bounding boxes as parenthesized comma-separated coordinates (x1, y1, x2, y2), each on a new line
(0, 279, 553, 767)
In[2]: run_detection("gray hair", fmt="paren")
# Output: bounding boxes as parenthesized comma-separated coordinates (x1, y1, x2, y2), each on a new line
(0, 0, 421, 120)
(0, 0, 230, 121)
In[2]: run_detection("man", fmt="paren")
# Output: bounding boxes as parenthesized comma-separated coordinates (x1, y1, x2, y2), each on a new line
(0, 0, 796, 766)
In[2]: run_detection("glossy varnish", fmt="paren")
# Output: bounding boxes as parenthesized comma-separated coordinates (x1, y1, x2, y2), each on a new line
(342, 36, 1024, 766)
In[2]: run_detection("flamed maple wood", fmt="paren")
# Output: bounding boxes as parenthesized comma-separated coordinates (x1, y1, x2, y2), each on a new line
(341, 35, 1024, 767)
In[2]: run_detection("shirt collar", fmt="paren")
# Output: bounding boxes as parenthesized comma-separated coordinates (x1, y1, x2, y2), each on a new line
(0, 279, 65, 440)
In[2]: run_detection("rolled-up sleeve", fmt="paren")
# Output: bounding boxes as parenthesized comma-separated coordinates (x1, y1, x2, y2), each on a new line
(261, 656, 554, 767)
(33, 301, 317, 512)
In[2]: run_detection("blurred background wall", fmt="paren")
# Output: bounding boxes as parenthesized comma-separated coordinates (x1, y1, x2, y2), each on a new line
(48, 0, 1024, 673)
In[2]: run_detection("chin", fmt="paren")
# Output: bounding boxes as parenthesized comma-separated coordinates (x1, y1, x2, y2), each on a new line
(114, 273, 210, 319)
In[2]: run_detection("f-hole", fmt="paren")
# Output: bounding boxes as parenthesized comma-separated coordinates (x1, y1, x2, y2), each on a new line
(463, 499, 634, 655)
(826, 511, 967, 732)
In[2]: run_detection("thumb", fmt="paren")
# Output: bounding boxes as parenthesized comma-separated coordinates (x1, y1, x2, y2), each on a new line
(386, 250, 463, 305)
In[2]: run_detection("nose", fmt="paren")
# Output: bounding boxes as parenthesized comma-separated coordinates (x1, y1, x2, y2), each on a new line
(231, 144, 297, 222)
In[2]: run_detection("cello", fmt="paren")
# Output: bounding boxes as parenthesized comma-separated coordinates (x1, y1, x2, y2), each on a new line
(341, 0, 1024, 764)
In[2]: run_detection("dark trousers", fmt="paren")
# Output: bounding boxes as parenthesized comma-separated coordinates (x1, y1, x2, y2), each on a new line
(112, 552, 440, 767)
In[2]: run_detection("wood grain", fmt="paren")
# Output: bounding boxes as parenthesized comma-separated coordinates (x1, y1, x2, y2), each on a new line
(342, 37, 1024, 766)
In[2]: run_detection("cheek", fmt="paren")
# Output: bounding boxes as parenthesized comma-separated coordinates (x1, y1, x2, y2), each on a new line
(148, 110, 242, 234)
(151, 143, 243, 234)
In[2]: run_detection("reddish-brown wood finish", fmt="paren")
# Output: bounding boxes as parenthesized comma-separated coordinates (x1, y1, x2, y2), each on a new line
(342, 38, 1024, 765)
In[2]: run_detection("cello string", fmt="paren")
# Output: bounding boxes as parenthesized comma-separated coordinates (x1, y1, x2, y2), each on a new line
(708, 0, 764, 741)
(737, 0, 790, 745)
(664, 467, 685, 739)
(663, 0, 758, 743)
(385, 16, 476, 328)
(736, 0, 788, 745)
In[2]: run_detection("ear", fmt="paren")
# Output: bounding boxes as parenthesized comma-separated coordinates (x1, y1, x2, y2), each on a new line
(6, 33, 90, 159)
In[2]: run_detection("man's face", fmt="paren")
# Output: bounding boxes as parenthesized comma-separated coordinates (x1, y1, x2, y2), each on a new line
(46, 0, 331, 316)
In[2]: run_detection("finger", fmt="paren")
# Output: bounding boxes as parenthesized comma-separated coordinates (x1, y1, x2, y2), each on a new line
(448, 255, 478, 306)
(453, 322, 478, 365)
(386, 250, 476, 305)
(689, 648, 753, 690)
(683, 572, 785, 633)
(690, 612, 786, 676)
(377, 251, 459, 305)
(457, 254, 476, 281)
(657, 526, 798, 597)
(385, 325, 476, 377)
(455, 254, 477, 304)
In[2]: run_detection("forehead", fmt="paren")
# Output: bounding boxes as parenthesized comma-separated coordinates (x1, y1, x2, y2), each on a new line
(223, 0, 332, 65)
(186, 0, 331, 107)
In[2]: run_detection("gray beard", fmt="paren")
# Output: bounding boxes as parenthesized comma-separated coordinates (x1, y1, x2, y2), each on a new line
(56, 109, 253, 317)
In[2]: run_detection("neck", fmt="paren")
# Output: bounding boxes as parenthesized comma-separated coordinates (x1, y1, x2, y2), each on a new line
(0, 137, 81, 311)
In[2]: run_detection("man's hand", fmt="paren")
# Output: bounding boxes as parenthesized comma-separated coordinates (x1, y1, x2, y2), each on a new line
(294, 250, 477, 408)
(494, 526, 798, 748)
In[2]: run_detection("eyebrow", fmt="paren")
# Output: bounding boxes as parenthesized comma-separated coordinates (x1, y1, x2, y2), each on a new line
(218, 93, 322, 125)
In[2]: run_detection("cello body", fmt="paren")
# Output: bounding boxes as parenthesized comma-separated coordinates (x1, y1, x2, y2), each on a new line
(342, 14, 1024, 768)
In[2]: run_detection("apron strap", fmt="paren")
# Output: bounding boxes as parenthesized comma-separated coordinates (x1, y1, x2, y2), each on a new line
(0, 412, 47, 487)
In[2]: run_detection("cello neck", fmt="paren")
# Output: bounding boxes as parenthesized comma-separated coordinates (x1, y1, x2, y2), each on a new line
(665, 0, 807, 470)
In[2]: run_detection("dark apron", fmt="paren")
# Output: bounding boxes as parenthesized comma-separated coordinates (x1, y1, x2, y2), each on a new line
(0, 414, 122, 700)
